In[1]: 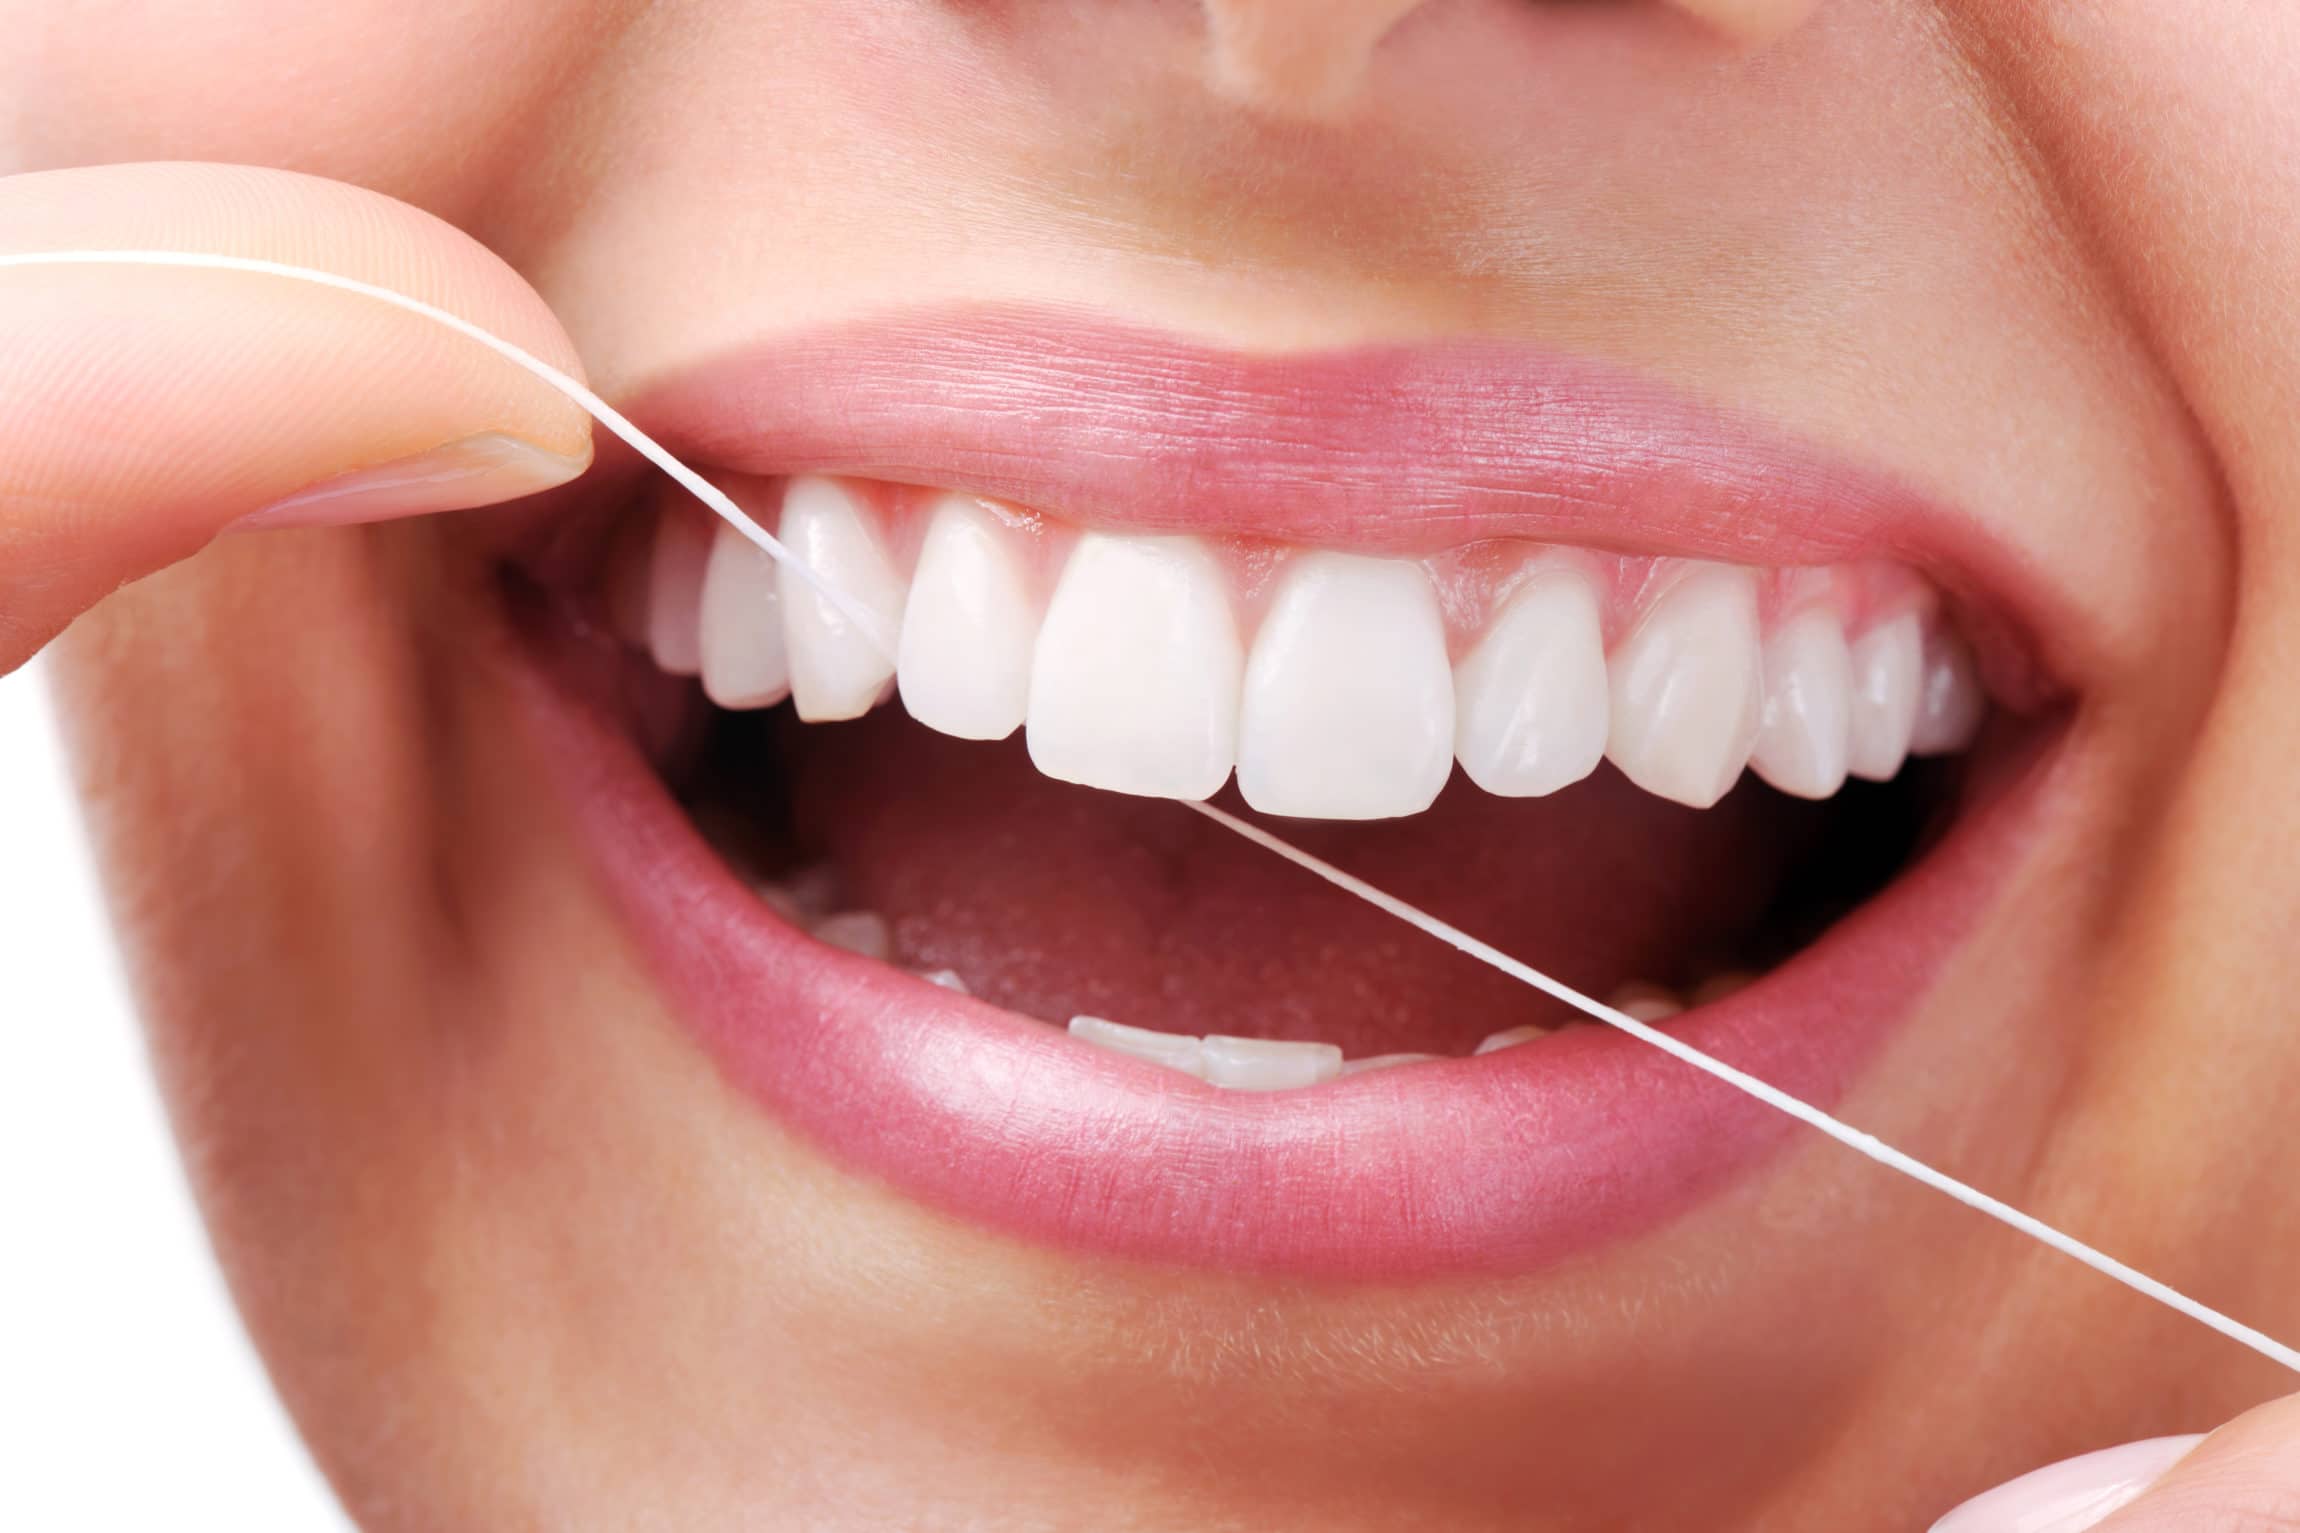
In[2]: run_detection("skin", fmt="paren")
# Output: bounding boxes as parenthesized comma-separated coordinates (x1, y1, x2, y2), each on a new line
(4, 1, 2299, 1527)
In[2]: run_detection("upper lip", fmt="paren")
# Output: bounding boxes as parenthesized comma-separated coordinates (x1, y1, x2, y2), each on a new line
(623, 302, 2068, 708)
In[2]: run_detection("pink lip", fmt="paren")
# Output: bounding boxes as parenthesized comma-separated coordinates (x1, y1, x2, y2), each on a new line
(627, 305, 2068, 704)
(505, 311, 2060, 1278)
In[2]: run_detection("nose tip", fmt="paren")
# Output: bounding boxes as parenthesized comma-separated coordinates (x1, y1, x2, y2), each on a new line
(1199, 0, 1828, 117)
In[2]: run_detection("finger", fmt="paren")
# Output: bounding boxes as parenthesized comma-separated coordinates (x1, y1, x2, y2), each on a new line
(2096, 1393, 2300, 1532)
(1928, 1435, 2206, 1532)
(0, 161, 594, 675)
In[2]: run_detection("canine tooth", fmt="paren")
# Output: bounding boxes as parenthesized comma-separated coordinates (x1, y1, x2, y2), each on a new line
(897, 496, 1037, 740)
(1026, 534, 1244, 800)
(1608, 983, 1684, 1022)
(1452, 569, 1609, 798)
(1341, 1052, 1442, 1075)
(1606, 564, 1763, 808)
(778, 476, 907, 721)
(645, 510, 712, 677)
(1692, 971, 1756, 1006)
(914, 967, 971, 994)
(1067, 1016, 1207, 1077)
(1199, 1035, 1344, 1091)
(810, 910, 893, 961)
(1750, 608, 1853, 800)
(1237, 553, 1455, 819)
(698, 521, 792, 709)
(1474, 1025, 1546, 1054)
(1909, 628, 1986, 756)
(1846, 611, 1923, 781)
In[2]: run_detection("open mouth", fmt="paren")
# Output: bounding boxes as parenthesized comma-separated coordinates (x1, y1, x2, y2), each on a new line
(500, 311, 2066, 1279)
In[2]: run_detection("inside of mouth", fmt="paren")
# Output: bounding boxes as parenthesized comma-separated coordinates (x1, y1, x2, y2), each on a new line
(536, 468, 2005, 1071)
(688, 706, 1950, 1059)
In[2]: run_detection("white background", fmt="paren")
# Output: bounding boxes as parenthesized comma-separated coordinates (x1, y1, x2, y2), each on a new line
(1, 662, 348, 1529)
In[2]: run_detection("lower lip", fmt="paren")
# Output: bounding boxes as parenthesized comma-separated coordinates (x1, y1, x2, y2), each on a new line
(505, 598, 2045, 1282)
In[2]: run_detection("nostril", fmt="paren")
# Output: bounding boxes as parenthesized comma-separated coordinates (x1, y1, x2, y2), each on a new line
(1198, 0, 1429, 116)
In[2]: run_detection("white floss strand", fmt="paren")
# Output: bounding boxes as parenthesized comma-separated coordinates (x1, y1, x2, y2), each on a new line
(14, 248, 2297, 1377)
(1185, 800, 2300, 1375)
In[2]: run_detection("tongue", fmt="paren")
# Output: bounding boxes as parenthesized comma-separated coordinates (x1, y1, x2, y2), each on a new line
(778, 711, 1824, 1058)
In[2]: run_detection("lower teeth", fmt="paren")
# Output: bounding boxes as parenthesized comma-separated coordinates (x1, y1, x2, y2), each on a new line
(752, 862, 1743, 1089)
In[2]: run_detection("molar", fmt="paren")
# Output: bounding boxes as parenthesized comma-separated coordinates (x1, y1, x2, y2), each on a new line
(897, 495, 1038, 740)
(778, 476, 907, 721)
(1026, 534, 1244, 800)
(1236, 552, 1455, 820)
(1846, 611, 1923, 781)
(1605, 563, 1764, 808)
(698, 520, 792, 709)
(1452, 567, 1610, 799)
(1750, 607, 1853, 799)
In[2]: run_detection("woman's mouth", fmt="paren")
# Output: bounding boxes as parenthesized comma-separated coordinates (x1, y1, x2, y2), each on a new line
(499, 311, 2068, 1279)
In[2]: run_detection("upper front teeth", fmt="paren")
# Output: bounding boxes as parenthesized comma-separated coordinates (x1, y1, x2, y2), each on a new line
(639, 475, 1992, 815)
(1236, 551, 1456, 819)
(1026, 533, 1244, 801)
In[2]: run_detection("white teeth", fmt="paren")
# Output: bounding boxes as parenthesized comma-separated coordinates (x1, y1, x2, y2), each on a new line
(1237, 553, 1456, 820)
(897, 496, 1038, 741)
(1452, 568, 1610, 798)
(698, 521, 792, 709)
(1846, 611, 1924, 781)
(1608, 983, 1684, 1022)
(914, 967, 971, 994)
(1198, 1034, 1345, 1091)
(1749, 607, 1853, 800)
(1340, 1052, 1442, 1075)
(777, 476, 908, 722)
(1026, 534, 1244, 801)
(810, 910, 893, 961)
(1605, 564, 1763, 808)
(645, 511, 712, 677)
(1067, 1016, 1207, 1078)
(1474, 1025, 1546, 1054)
(1910, 628, 1986, 756)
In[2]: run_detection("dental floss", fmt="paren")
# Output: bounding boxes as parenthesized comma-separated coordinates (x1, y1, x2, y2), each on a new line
(11, 248, 2295, 1378)
(0, 250, 896, 651)
(1185, 800, 2300, 1375)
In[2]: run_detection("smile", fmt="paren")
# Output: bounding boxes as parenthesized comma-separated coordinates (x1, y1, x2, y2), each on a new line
(501, 307, 2068, 1280)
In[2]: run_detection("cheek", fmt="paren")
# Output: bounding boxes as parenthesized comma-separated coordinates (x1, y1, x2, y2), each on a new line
(1, 0, 612, 212)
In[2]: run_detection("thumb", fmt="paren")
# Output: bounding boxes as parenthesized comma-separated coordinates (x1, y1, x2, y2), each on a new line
(1929, 1394, 2300, 1532)
(2096, 1394, 2300, 1532)
(0, 160, 593, 675)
